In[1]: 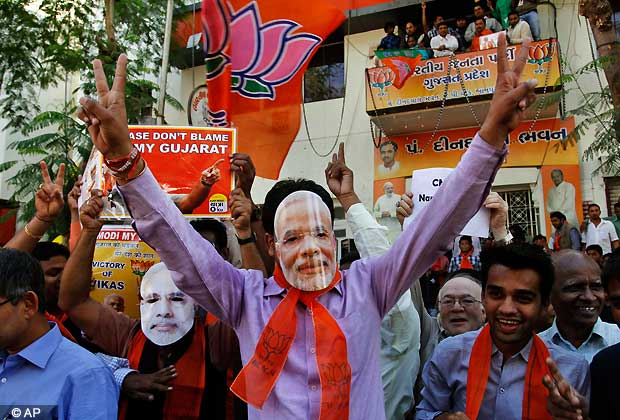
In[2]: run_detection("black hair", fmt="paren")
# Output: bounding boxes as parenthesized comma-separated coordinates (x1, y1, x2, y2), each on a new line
(0, 248, 46, 313)
(588, 203, 601, 211)
(602, 250, 620, 291)
(456, 15, 467, 21)
(384, 21, 395, 32)
(262, 179, 335, 235)
(437, 22, 449, 29)
(459, 235, 473, 245)
(379, 140, 398, 152)
(433, 15, 443, 24)
(190, 219, 228, 252)
(475, 17, 485, 24)
(339, 250, 361, 268)
(32, 242, 70, 262)
(533, 234, 546, 242)
(480, 243, 554, 304)
(508, 10, 519, 18)
(549, 211, 566, 221)
(509, 224, 526, 242)
(586, 244, 603, 256)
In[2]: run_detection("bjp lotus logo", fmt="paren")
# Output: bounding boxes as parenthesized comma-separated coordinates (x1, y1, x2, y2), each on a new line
(369, 67, 396, 97)
(527, 42, 555, 74)
(130, 259, 156, 278)
(203, 0, 321, 100)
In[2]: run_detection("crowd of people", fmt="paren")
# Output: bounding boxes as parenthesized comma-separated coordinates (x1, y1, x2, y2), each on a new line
(377, 0, 541, 57)
(1, 33, 619, 420)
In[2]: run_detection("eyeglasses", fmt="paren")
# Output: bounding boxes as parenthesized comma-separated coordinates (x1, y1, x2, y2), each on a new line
(439, 296, 481, 308)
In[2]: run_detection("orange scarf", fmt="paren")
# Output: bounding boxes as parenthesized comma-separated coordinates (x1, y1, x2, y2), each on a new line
(119, 322, 206, 420)
(231, 265, 351, 419)
(465, 325, 552, 420)
(45, 312, 76, 343)
(459, 250, 474, 270)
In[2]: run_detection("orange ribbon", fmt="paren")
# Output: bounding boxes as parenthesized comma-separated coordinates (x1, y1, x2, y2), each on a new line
(465, 324, 552, 420)
(230, 265, 351, 419)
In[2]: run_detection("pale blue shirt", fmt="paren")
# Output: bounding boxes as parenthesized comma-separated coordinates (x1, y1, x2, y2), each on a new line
(0, 323, 119, 420)
(539, 318, 620, 363)
(415, 329, 590, 420)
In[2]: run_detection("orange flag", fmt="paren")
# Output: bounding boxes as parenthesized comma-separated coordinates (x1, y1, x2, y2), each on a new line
(202, 0, 345, 179)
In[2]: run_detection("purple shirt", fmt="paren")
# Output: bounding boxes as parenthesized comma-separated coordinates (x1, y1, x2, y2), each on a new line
(118, 134, 505, 420)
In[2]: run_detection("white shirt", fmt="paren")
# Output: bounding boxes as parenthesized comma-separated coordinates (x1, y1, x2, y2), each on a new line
(507, 20, 532, 44)
(547, 181, 578, 228)
(378, 161, 400, 176)
(347, 203, 421, 420)
(430, 34, 458, 57)
(582, 219, 619, 254)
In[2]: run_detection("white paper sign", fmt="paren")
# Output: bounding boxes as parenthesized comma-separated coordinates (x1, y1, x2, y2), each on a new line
(403, 168, 490, 238)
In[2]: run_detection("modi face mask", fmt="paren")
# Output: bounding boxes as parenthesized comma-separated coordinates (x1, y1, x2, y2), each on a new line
(274, 190, 337, 291)
(140, 262, 195, 346)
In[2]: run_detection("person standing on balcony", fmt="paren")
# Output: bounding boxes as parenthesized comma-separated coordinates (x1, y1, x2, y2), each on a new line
(506, 10, 533, 44)
(465, 4, 502, 43)
(511, 0, 540, 40)
(470, 18, 494, 51)
(430, 22, 459, 57)
(378, 21, 400, 50)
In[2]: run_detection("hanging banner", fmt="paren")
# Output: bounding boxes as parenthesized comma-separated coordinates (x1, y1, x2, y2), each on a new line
(91, 225, 160, 319)
(80, 126, 236, 218)
(366, 39, 559, 112)
(374, 117, 577, 181)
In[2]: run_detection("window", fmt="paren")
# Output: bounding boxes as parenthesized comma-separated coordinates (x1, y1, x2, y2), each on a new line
(497, 189, 541, 241)
(304, 26, 345, 103)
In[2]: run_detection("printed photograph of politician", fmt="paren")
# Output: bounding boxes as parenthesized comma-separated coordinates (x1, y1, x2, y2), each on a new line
(373, 178, 405, 244)
(377, 140, 401, 176)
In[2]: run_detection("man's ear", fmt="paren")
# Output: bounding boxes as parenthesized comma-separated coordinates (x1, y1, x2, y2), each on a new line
(265, 233, 276, 257)
(21, 291, 40, 319)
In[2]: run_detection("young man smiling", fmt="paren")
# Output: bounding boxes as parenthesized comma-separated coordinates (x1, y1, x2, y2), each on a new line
(416, 244, 589, 420)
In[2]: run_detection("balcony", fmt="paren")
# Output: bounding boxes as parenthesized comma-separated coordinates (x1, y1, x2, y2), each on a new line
(366, 39, 561, 135)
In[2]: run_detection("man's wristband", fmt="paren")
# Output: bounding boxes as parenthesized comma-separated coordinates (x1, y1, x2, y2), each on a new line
(494, 231, 513, 246)
(236, 233, 256, 245)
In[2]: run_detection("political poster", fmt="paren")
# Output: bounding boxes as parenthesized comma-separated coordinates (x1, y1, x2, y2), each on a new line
(91, 225, 160, 319)
(80, 126, 237, 218)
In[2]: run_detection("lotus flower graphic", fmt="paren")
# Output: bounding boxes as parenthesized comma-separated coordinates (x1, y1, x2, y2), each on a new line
(131, 259, 156, 291)
(527, 42, 555, 74)
(260, 327, 292, 365)
(203, 0, 322, 100)
(369, 67, 395, 97)
(205, 109, 228, 127)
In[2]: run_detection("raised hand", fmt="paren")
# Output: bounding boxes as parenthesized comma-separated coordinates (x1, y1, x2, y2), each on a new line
(230, 188, 252, 238)
(201, 158, 224, 187)
(479, 33, 537, 148)
(543, 357, 588, 420)
(77, 55, 132, 160)
(79, 190, 105, 233)
(230, 153, 256, 199)
(483, 192, 509, 238)
(325, 143, 354, 198)
(35, 161, 66, 223)
(68, 175, 83, 211)
(122, 366, 177, 402)
(396, 192, 414, 228)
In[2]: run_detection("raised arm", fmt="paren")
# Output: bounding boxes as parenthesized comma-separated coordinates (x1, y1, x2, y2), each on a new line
(57, 190, 108, 337)
(365, 34, 538, 315)
(77, 55, 248, 327)
(5, 162, 65, 251)
(230, 187, 267, 276)
(175, 158, 223, 214)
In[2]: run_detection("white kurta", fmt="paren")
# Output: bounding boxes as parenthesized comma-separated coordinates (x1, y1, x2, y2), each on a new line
(374, 193, 402, 244)
(547, 181, 578, 228)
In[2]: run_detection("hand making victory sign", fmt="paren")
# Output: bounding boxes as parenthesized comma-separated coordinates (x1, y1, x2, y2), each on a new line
(77, 54, 133, 161)
(36, 161, 66, 223)
(479, 33, 537, 148)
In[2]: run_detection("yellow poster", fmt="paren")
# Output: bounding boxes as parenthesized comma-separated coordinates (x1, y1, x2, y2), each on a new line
(91, 225, 159, 319)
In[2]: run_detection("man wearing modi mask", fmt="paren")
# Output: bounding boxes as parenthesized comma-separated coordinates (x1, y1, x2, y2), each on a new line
(58, 193, 238, 420)
(78, 33, 548, 419)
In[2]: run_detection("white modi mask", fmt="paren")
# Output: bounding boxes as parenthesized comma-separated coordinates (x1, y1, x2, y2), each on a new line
(140, 262, 195, 346)
(274, 190, 337, 291)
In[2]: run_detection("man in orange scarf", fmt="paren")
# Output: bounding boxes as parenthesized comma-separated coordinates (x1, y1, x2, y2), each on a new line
(78, 33, 542, 419)
(415, 244, 590, 420)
